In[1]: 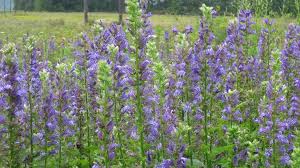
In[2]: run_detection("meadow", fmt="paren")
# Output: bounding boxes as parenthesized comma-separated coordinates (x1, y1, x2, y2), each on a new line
(0, 0, 300, 167)
(0, 11, 298, 41)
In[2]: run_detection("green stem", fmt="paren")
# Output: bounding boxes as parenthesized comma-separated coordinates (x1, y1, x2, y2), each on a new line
(159, 82, 166, 161)
(116, 117, 125, 167)
(103, 84, 110, 167)
(184, 60, 193, 166)
(58, 95, 63, 168)
(113, 89, 125, 167)
(208, 96, 213, 167)
(203, 60, 209, 167)
(8, 98, 15, 168)
(29, 87, 34, 167)
(84, 53, 91, 167)
(42, 81, 49, 168)
(44, 116, 48, 168)
(26, 57, 34, 167)
(58, 47, 65, 168)
(77, 68, 83, 168)
(135, 46, 146, 168)
(272, 103, 277, 167)
(187, 112, 193, 166)
(78, 98, 84, 167)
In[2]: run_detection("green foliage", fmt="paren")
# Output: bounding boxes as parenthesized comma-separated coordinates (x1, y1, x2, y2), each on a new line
(126, 0, 142, 36)
(234, 0, 252, 11)
(1, 1, 300, 167)
(33, 0, 44, 11)
(292, 131, 300, 168)
(200, 3, 214, 24)
(254, 0, 272, 16)
(98, 60, 113, 89)
(0, 42, 16, 55)
(296, 0, 300, 16)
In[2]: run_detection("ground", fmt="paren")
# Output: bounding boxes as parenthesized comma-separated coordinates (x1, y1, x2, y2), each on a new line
(0, 12, 298, 41)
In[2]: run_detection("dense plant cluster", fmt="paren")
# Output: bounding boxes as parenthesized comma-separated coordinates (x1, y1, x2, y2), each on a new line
(0, 0, 300, 167)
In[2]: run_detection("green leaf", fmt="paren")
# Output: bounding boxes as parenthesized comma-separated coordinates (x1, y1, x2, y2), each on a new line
(235, 101, 248, 110)
(209, 145, 234, 159)
(186, 158, 205, 168)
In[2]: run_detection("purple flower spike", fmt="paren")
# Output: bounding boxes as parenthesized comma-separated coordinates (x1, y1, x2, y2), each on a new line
(0, 115, 5, 124)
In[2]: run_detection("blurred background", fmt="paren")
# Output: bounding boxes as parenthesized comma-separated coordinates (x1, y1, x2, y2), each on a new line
(0, 0, 299, 16)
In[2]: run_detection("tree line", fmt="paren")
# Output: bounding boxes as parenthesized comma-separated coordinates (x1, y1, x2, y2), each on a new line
(13, 0, 300, 16)
(13, 0, 120, 12)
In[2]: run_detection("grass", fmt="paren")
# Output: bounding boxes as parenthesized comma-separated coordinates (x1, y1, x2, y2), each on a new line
(0, 11, 298, 42)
